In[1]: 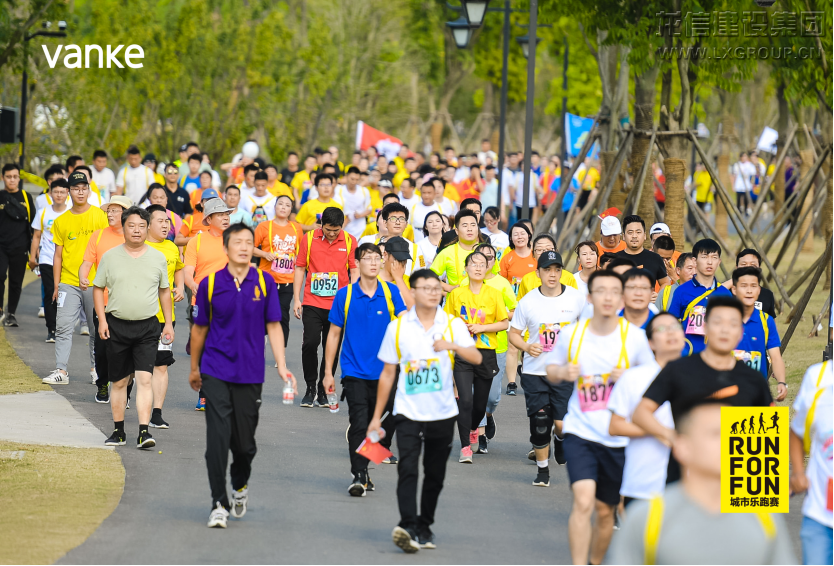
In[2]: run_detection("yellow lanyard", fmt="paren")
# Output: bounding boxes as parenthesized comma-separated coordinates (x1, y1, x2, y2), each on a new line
(568, 318, 630, 368)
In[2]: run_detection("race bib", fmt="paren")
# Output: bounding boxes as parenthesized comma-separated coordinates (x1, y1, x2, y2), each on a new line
(754, 301, 763, 311)
(538, 323, 561, 352)
(271, 254, 295, 274)
(511, 277, 521, 296)
(311, 272, 338, 297)
(733, 349, 762, 372)
(577, 374, 614, 412)
(403, 359, 443, 395)
(686, 305, 706, 336)
(56, 291, 66, 308)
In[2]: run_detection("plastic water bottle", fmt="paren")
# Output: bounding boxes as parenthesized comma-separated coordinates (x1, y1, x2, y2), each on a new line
(369, 428, 386, 443)
(282, 372, 294, 405)
(327, 392, 339, 413)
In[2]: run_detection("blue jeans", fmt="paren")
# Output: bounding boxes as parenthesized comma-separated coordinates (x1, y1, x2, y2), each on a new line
(479, 352, 505, 427)
(801, 516, 832, 565)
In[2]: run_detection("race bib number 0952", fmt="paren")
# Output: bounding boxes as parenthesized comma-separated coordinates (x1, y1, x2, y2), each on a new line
(311, 272, 338, 297)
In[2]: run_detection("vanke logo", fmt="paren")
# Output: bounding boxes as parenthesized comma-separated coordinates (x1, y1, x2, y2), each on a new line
(42, 44, 144, 69)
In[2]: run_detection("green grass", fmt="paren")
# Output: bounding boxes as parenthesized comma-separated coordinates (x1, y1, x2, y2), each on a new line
(0, 325, 50, 395)
(0, 440, 124, 565)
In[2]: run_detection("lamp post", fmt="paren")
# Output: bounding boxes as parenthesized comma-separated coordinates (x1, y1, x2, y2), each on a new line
(446, 17, 475, 48)
(20, 21, 67, 169)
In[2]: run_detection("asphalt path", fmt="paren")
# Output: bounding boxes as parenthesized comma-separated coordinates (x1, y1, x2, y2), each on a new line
(7, 282, 805, 564)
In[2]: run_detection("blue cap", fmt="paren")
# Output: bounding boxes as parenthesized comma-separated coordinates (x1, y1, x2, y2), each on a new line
(201, 188, 219, 200)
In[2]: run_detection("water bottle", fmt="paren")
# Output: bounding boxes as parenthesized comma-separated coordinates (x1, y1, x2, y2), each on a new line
(327, 392, 339, 413)
(369, 428, 386, 443)
(282, 372, 294, 405)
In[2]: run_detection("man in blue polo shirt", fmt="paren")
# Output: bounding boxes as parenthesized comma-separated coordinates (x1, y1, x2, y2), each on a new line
(731, 266, 787, 401)
(189, 222, 296, 529)
(667, 238, 732, 356)
(323, 242, 407, 497)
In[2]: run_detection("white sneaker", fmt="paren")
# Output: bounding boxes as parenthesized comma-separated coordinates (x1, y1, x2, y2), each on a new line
(231, 486, 248, 518)
(37, 307, 45, 318)
(90, 369, 98, 385)
(80, 325, 90, 336)
(207, 502, 229, 528)
(42, 370, 69, 385)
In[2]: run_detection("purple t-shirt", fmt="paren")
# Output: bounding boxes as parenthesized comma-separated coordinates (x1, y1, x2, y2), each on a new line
(194, 266, 282, 384)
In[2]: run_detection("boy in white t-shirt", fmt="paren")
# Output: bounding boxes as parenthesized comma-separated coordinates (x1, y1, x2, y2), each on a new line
(239, 171, 277, 225)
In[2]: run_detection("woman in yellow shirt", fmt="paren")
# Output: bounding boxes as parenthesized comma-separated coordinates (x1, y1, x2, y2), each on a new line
(444, 251, 509, 463)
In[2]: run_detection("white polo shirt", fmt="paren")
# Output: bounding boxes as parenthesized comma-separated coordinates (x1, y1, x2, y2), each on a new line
(377, 306, 475, 421)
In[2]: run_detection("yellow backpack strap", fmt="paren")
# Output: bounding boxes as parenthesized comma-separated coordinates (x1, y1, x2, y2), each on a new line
(345, 233, 352, 272)
(755, 512, 776, 540)
(207, 273, 215, 321)
(196, 232, 202, 254)
(618, 319, 630, 368)
(257, 270, 266, 296)
(682, 287, 716, 322)
(816, 360, 828, 387)
(395, 315, 403, 360)
(380, 281, 395, 321)
(760, 312, 769, 346)
(805, 386, 826, 453)
(644, 496, 664, 565)
(567, 322, 582, 364)
(96, 229, 104, 246)
(40, 208, 46, 230)
(306, 231, 314, 267)
(662, 285, 672, 311)
(344, 283, 353, 327)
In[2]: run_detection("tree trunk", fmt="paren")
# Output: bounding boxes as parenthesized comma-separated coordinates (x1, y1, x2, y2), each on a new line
(664, 158, 686, 250)
(799, 149, 815, 252)
(714, 114, 734, 239)
(430, 122, 443, 153)
(773, 83, 789, 212)
(630, 66, 659, 230)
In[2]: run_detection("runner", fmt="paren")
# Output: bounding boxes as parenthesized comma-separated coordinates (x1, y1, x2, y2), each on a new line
(162, 162, 193, 218)
(334, 166, 372, 238)
(651, 235, 679, 291)
(295, 174, 343, 232)
(498, 222, 534, 396)
(444, 251, 508, 463)
(509, 250, 585, 485)
(369, 268, 480, 552)
(618, 268, 656, 329)
(613, 215, 670, 290)
(416, 210, 445, 268)
(91, 150, 116, 201)
(721, 248, 777, 318)
(29, 179, 69, 341)
(546, 270, 655, 565)
(408, 180, 441, 243)
(175, 189, 220, 246)
(573, 240, 598, 297)
(377, 237, 416, 302)
(189, 222, 295, 529)
(224, 185, 254, 227)
(666, 238, 732, 356)
(237, 163, 260, 198)
(595, 215, 626, 258)
(655, 252, 695, 312)
(790, 361, 833, 565)
(239, 171, 277, 226)
(145, 205, 185, 428)
(730, 266, 787, 401)
(0, 163, 36, 327)
(607, 312, 682, 506)
(398, 177, 420, 210)
(322, 242, 408, 496)
(294, 206, 358, 408)
(43, 172, 109, 384)
(253, 195, 299, 345)
(184, 198, 232, 409)
(115, 146, 155, 204)
(608, 401, 795, 564)
(430, 209, 480, 292)
(179, 154, 203, 194)
(516, 234, 578, 299)
(481, 206, 509, 263)
(93, 206, 173, 450)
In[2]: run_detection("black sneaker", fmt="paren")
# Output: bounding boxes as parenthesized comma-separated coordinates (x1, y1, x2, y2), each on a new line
(527, 447, 536, 461)
(485, 415, 497, 439)
(315, 393, 329, 408)
(3, 313, 18, 327)
(95, 384, 110, 404)
(104, 429, 126, 446)
(533, 466, 550, 487)
(477, 435, 488, 454)
(348, 473, 367, 497)
(506, 382, 517, 396)
(45, 331, 56, 343)
(365, 471, 375, 492)
(552, 435, 566, 466)
(125, 396, 130, 410)
(300, 389, 315, 408)
(381, 455, 398, 465)
(137, 430, 156, 449)
(417, 528, 436, 549)
(392, 526, 420, 553)
(149, 413, 169, 429)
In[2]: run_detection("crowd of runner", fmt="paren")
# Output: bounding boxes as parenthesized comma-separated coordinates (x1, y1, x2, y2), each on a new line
(0, 140, 830, 564)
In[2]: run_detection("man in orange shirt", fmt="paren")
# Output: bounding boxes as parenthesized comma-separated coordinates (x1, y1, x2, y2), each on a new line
(175, 188, 220, 247)
(595, 216, 626, 259)
(184, 198, 232, 410)
(457, 163, 484, 202)
(79, 195, 131, 403)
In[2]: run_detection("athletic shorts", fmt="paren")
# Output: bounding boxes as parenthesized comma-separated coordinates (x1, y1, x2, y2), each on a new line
(154, 320, 176, 368)
(520, 373, 572, 420)
(576, 190, 592, 210)
(105, 314, 159, 382)
(563, 433, 626, 506)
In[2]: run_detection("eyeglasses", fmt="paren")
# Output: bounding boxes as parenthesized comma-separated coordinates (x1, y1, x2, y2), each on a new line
(387, 216, 406, 224)
(70, 186, 88, 192)
(360, 256, 382, 263)
(414, 286, 443, 295)
(624, 285, 653, 292)
(650, 324, 683, 335)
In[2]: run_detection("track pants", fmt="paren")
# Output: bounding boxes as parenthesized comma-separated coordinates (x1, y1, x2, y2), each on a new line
(301, 305, 340, 395)
(342, 376, 396, 475)
(55, 283, 95, 371)
(0, 246, 27, 314)
(39, 263, 56, 333)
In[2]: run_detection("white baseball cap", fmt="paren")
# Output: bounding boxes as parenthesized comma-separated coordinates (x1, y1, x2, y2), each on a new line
(650, 222, 671, 236)
(600, 216, 622, 236)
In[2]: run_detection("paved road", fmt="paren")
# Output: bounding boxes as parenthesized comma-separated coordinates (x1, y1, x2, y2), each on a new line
(7, 282, 805, 564)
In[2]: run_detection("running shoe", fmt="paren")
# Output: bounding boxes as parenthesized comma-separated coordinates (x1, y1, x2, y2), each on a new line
(315, 393, 329, 408)
(417, 528, 436, 549)
(45, 331, 56, 343)
(4, 313, 18, 327)
(459, 446, 473, 463)
(613, 509, 621, 531)
(485, 415, 497, 439)
(42, 369, 69, 384)
(506, 382, 517, 396)
(195, 397, 205, 411)
(477, 435, 488, 454)
(392, 526, 420, 554)
(95, 383, 110, 404)
(381, 455, 398, 465)
(80, 324, 89, 336)
(137, 430, 155, 449)
(126, 396, 131, 410)
(207, 502, 229, 528)
(104, 429, 126, 446)
(231, 486, 248, 518)
(552, 434, 566, 466)
(527, 447, 536, 461)
(300, 389, 315, 408)
(38, 307, 45, 318)
(348, 473, 367, 497)
(468, 429, 479, 447)
(533, 466, 550, 487)
(90, 369, 98, 385)
(149, 413, 169, 429)
(365, 471, 375, 492)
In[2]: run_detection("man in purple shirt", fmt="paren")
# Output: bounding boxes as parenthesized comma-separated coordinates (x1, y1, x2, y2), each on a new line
(189, 222, 296, 529)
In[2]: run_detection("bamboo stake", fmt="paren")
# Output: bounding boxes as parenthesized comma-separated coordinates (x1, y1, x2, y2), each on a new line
(782, 238, 832, 346)
(787, 248, 827, 297)
(783, 187, 827, 276)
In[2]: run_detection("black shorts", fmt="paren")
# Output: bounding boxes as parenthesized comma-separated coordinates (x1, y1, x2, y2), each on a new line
(563, 433, 626, 506)
(105, 314, 160, 382)
(520, 373, 572, 420)
(576, 190, 592, 210)
(154, 320, 176, 367)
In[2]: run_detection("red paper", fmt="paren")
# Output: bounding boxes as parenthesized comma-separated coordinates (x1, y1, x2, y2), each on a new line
(356, 437, 393, 465)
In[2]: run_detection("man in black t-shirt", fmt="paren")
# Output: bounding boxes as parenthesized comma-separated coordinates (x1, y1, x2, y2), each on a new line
(0, 163, 36, 327)
(719, 248, 776, 318)
(280, 151, 300, 187)
(614, 215, 670, 291)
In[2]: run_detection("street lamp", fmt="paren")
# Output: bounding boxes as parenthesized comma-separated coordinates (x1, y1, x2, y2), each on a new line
(460, 0, 490, 26)
(446, 17, 475, 49)
(515, 34, 542, 59)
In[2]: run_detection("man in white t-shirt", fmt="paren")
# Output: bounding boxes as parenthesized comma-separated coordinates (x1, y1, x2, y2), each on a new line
(509, 251, 585, 487)
(239, 171, 277, 225)
(376, 203, 426, 274)
(116, 145, 155, 204)
(607, 312, 682, 506)
(334, 166, 372, 238)
(731, 151, 757, 214)
(546, 269, 654, 566)
(409, 182, 441, 243)
(398, 178, 420, 210)
(91, 150, 116, 202)
(369, 269, 480, 554)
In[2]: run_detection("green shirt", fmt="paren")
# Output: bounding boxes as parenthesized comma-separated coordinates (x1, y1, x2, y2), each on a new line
(430, 243, 474, 286)
(93, 245, 169, 321)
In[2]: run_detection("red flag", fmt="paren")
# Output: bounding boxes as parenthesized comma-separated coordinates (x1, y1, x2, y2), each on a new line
(598, 207, 621, 220)
(355, 121, 403, 159)
(355, 437, 394, 465)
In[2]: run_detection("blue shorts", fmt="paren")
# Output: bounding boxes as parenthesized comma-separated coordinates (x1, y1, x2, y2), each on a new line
(563, 433, 625, 506)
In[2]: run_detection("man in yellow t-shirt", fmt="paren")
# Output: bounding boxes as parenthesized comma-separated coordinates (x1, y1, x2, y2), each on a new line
(44, 172, 108, 385)
(516, 234, 578, 299)
(265, 164, 293, 200)
(290, 155, 317, 195)
(430, 209, 479, 290)
(693, 163, 713, 206)
(295, 174, 343, 231)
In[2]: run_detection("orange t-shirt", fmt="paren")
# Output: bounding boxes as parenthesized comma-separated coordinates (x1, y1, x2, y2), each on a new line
(254, 220, 301, 284)
(595, 240, 626, 259)
(499, 249, 536, 292)
(184, 229, 228, 304)
(83, 227, 125, 303)
(179, 212, 205, 239)
(189, 189, 205, 209)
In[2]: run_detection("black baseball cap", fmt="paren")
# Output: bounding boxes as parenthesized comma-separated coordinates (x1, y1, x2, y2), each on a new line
(68, 171, 88, 187)
(179, 144, 188, 152)
(384, 237, 412, 262)
(537, 250, 564, 269)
